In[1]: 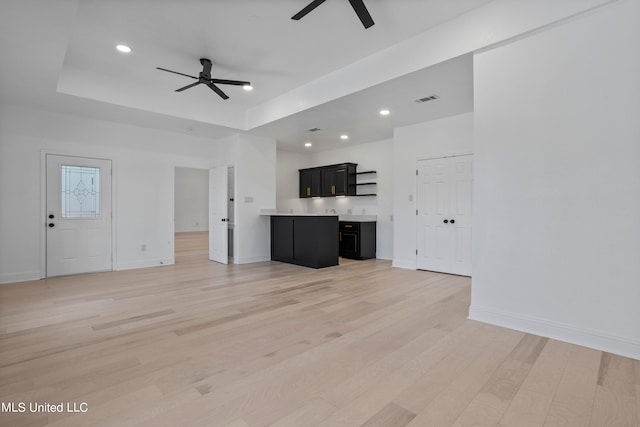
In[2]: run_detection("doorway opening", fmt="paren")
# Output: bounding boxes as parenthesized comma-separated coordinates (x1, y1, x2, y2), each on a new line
(174, 167, 209, 264)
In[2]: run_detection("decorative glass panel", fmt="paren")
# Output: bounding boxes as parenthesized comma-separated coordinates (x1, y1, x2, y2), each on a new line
(61, 165, 101, 218)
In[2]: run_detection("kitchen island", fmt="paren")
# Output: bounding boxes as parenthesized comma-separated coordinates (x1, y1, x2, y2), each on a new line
(265, 214, 339, 268)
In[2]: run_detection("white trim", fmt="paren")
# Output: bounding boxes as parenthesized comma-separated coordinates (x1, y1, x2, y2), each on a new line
(415, 151, 474, 162)
(114, 259, 173, 271)
(468, 304, 640, 360)
(0, 271, 41, 285)
(234, 256, 270, 265)
(391, 259, 416, 270)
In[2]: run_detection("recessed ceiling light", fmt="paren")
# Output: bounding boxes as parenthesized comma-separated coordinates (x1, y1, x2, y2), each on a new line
(304, 142, 312, 147)
(379, 109, 390, 116)
(340, 134, 349, 140)
(116, 44, 131, 53)
(243, 84, 253, 91)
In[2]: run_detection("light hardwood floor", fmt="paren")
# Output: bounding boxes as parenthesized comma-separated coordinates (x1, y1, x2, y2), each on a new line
(0, 232, 638, 427)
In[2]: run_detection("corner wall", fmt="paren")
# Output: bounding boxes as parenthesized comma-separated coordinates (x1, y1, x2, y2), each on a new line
(470, 0, 640, 359)
(230, 133, 277, 264)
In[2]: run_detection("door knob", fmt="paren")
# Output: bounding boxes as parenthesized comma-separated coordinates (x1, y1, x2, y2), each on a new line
(443, 219, 448, 224)
(450, 219, 455, 224)
(221, 218, 226, 222)
(48, 214, 54, 219)
(48, 223, 55, 228)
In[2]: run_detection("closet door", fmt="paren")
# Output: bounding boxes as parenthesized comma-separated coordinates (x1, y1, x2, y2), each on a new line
(416, 155, 472, 276)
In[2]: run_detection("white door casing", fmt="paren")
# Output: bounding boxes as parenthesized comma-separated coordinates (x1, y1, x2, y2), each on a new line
(209, 166, 228, 264)
(46, 154, 112, 277)
(417, 155, 472, 276)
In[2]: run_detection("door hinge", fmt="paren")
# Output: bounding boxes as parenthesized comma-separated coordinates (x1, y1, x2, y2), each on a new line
(416, 209, 418, 215)
(416, 249, 418, 255)
(416, 169, 418, 176)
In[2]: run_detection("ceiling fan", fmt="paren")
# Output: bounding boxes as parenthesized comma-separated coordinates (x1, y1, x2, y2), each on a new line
(156, 58, 251, 100)
(292, 0, 374, 29)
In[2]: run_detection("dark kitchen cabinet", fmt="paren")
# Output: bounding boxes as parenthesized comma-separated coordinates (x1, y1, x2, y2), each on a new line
(270, 216, 339, 268)
(339, 221, 376, 260)
(299, 169, 321, 198)
(300, 163, 357, 198)
(322, 164, 356, 196)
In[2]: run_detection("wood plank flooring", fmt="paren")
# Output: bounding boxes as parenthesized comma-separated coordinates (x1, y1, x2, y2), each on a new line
(0, 232, 637, 426)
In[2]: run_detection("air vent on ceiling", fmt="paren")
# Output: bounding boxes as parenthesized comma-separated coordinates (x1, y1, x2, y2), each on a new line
(414, 94, 440, 103)
(307, 127, 321, 132)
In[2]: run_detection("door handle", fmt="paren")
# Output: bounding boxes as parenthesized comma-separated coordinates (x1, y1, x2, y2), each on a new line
(450, 219, 455, 224)
(48, 214, 54, 219)
(443, 219, 448, 224)
(221, 218, 226, 222)
(48, 223, 55, 228)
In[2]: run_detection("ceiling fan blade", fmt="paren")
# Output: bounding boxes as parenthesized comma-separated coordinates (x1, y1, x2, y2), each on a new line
(348, 0, 374, 28)
(291, 0, 326, 20)
(156, 67, 198, 79)
(175, 81, 202, 92)
(200, 58, 212, 76)
(210, 78, 251, 86)
(207, 82, 229, 100)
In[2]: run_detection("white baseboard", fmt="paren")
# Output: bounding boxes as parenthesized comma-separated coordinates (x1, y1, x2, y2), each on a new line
(234, 256, 271, 265)
(391, 259, 416, 270)
(468, 304, 640, 360)
(114, 259, 174, 271)
(0, 271, 42, 284)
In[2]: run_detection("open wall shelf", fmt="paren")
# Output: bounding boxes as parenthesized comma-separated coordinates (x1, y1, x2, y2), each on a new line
(355, 171, 377, 197)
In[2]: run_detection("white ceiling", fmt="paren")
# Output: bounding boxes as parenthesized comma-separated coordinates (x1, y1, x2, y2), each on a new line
(0, 0, 490, 151)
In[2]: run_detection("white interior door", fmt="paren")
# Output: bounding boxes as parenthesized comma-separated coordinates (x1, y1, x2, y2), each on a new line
(46, 154, 112, 277)
(449, 156, 473, 275)
(417, 157, 451, 273)
(209, 166, 228, 264)
(417, 155, 472, 276)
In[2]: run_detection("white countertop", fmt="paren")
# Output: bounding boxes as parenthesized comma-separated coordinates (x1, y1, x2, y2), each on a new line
(259, 213, 338, 217)
(339, 215, 377, 222)
(259, 212, 376, 221)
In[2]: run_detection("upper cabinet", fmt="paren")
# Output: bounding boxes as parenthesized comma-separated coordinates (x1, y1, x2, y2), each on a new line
(299, 163, 357, 198)
(299, 168, 322, 198)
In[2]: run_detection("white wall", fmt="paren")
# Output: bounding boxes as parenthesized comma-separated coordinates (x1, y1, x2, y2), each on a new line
(227, 133, 277, 264)
(174, 167, 209, 232)
(276, 150, 312, 215)
(470, 0, 640, 359)
(392, 113, 474, 269)
(0, 105, 221, 283)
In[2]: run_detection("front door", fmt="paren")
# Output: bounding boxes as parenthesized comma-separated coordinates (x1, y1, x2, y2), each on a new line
(46, 154, 112, 277)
